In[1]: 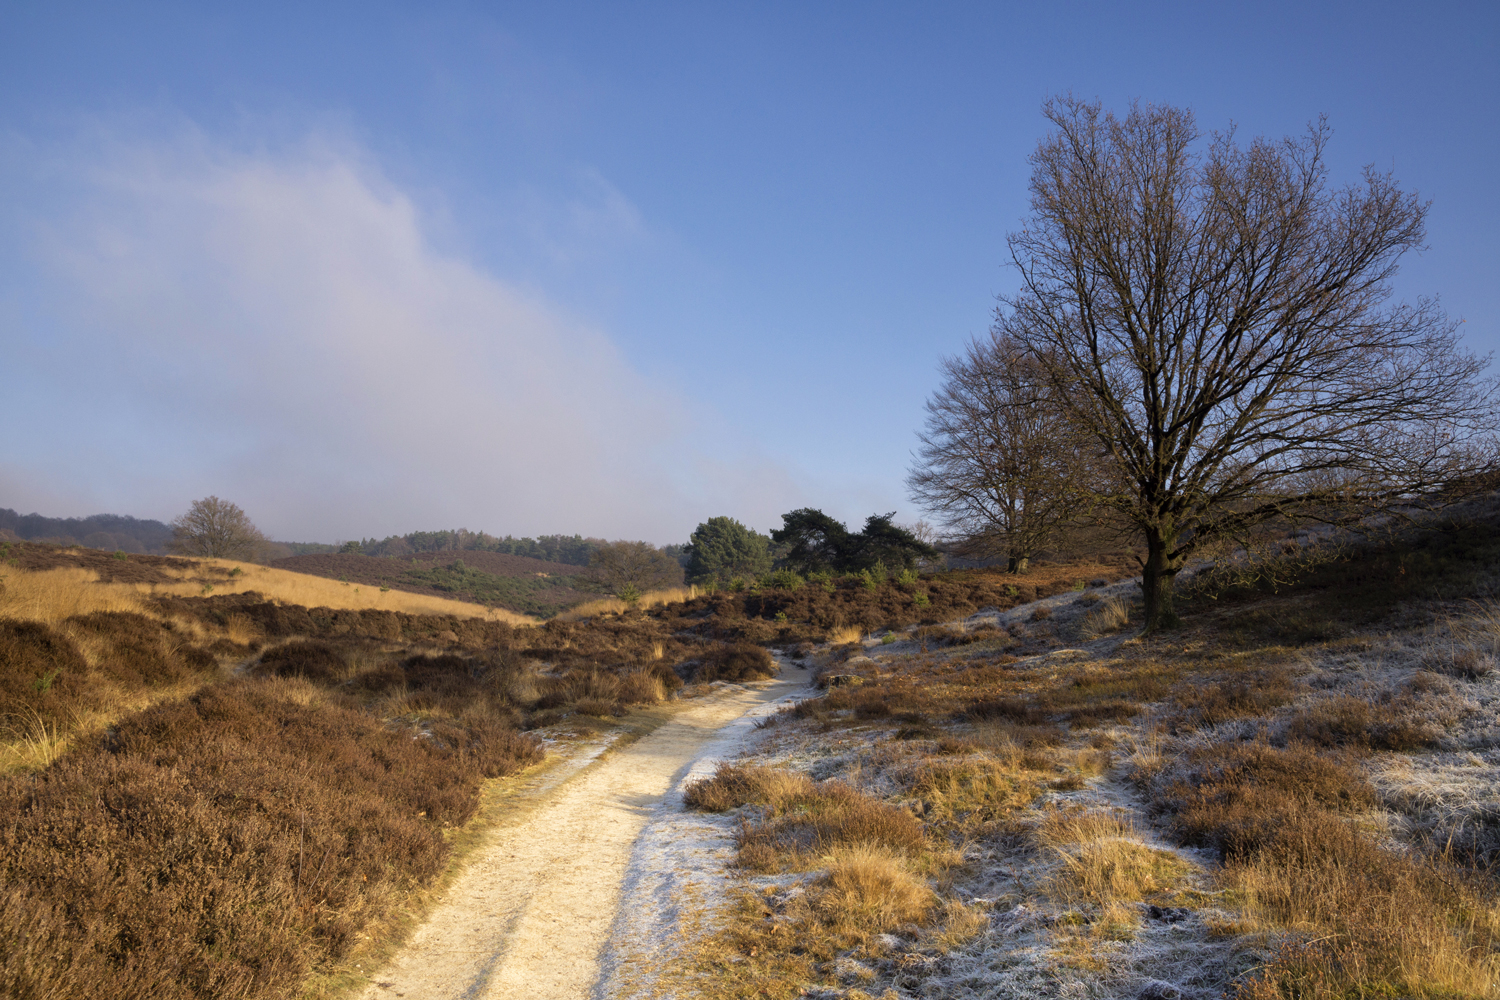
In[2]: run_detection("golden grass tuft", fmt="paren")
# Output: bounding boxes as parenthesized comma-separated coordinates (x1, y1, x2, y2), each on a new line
(810, 845, 936, 935)
(0, 707, 67, 772)
(1079, 596, 1132, 639)
(1039, 808, 1197, 913)
(560, 586, 702, 620)
(683, 763, 817, 813)
(907, 757, 1041, 830)
(830, 625, 864, 645)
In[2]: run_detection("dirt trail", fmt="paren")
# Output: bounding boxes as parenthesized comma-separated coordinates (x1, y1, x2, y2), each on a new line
(357, 664, 809, 1000)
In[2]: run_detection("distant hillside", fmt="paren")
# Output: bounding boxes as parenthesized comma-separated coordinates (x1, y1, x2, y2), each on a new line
(0, 506, 623, 589)
(0, 507, 174, 554)
(271, 550, 609, 618)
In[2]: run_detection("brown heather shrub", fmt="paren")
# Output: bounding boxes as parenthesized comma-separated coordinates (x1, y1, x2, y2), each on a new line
(684, 764, 923, 870)
(684, 763, 816, 812)
(1145, 740, 1376, 859)
(1283, 693, 1438, 751)
(0, 678, 543, 1000)
(0, 619, 91, 724)
(1, 614, 217, 734)
(965, 662, 1175, 730)
(251, 639, 348, 682)
(688, 643, 777, 684)
(1169, 666, 1297, 730)
(64, 611, 215, 685)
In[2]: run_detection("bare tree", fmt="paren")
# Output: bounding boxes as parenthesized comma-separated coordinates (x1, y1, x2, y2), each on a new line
(908, 334, 1095, 573)
(169, 496, 267, 560)
(590, 541, 685, 597)
(999, 97, 1497, 630)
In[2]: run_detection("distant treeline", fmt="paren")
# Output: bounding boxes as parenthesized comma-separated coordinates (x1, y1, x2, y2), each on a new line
(1, 504, 672, 570)
(342, 530, 609, 566)
(0, 508, 173, 554)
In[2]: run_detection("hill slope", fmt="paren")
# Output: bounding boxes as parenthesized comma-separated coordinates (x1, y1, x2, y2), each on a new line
(271, 551, 606, 617)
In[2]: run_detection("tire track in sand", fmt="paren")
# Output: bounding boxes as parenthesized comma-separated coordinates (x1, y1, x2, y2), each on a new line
(357, 663, 809, 1000)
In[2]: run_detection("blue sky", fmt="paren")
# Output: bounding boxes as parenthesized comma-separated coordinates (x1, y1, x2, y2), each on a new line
(2, 1, 1496, 543)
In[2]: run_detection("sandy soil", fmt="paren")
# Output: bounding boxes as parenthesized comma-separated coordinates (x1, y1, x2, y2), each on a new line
(356, 663, 810, 1000)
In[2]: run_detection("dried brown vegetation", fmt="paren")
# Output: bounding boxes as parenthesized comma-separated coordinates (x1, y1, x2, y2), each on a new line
(0, 678, 543, 1000)
(0, 542, 792, 999)
(671, 508, 1500, 1000)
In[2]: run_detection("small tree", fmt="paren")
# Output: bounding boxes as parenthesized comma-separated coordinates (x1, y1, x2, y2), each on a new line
(169, 496, 267, 560)
(685, 517, 773, 583)
(590, 541, 684, 596)
(1001, 97, 1497, 630)
(908, 334, 1095, 572)
(769, 508, 853, 575)
(772, 509, 938, 575)
(851, 513, 940, 573)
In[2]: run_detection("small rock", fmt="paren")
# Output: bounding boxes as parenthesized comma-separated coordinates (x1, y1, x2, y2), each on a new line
(1138, 980, 1182, 1000)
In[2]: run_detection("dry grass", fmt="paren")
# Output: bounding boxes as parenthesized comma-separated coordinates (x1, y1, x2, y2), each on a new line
(1078, 596, 1131, 639)
(1224, 818, 1500, 999)
(904, 757, 1041, 831)
(0, 566, 146, 623)
(1038, 808, 1197, 934)
(685, 764, 924, 872)
(0, 707, 66, 772)
(183, 559, 535, 623)
(810, 845, 936, 936)
(830, 624, 864, 645)
(1136, 730, 1500, 998)
(560, 585, 702, 619)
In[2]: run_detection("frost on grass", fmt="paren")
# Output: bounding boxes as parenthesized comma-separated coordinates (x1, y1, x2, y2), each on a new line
(620, 533, 1500, 1000)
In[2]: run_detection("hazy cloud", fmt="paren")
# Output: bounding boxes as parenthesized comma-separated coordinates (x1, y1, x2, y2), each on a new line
(0, 128, 804, 541)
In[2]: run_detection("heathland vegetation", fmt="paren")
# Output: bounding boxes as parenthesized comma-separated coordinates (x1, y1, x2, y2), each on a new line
(652, 501, 1500, 999)
(6, 96, 1500, 1000)
(0, 528, 1133, 999)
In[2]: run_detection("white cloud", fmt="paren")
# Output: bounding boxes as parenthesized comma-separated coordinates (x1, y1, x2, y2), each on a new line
(0, 129, 804, 541)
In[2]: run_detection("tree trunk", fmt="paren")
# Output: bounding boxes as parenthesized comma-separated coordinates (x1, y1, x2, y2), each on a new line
(1141, 532, 1183, 632)
(1007, 554, 1031, 574)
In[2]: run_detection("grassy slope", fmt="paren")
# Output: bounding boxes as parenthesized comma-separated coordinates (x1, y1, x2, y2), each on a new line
(654, 504, 1500, 1000)
(270, 551, 604, 617)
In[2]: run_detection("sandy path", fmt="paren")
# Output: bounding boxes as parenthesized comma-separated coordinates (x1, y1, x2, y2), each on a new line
(357, 664, 809, 1000)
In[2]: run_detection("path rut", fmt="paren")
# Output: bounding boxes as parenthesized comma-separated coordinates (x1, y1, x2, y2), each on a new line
(357, 664, 809, 1000)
